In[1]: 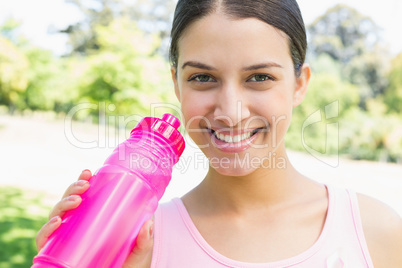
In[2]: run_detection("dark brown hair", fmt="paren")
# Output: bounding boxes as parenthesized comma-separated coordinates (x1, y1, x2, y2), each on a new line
(169, 0, 307, 76)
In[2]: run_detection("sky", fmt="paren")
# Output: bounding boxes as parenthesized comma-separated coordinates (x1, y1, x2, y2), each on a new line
(0, 0, 401, 55)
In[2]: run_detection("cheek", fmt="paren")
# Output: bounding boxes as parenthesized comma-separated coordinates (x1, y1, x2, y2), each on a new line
(180, 91, 214, 130)
(250, 90, 293, 137)
(251, 89, 292, 117)
(271, 95, 294, 138)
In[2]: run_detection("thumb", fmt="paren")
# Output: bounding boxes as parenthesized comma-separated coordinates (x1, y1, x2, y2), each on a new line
(123, 219, 154, 268)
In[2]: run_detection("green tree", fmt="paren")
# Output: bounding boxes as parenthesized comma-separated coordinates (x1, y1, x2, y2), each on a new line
(308, 4, 380, 62)
(308, 4, 389, 107)
(61, 0, 175, 56)
(341, 101, 402, 162)
(385, 53, 402, 113)
(21, 48, 78, 112)
(0, 18, 79, 113)
(71, 17, 174, 124)
(123, 0, 176, 57)
(287, 66, 360, 154)
(0, 35, 29, 113)
(61, 0, 119, 54)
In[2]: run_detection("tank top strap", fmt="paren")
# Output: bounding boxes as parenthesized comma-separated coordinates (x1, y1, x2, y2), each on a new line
(345, 188, 375, 267)
(325, 185, 374, 268)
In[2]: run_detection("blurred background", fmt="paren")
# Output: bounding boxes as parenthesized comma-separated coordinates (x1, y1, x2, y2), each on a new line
(0, 0, 402, 267)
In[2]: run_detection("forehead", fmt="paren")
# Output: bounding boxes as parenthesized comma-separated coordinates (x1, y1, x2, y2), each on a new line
(177, 12, 292, 68)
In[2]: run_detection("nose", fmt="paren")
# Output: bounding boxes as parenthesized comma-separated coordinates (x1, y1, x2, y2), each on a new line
(213, 84, 250, 127)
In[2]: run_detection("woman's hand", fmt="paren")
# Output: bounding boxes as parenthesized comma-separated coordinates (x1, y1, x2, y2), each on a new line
(35, 169, 154, 268)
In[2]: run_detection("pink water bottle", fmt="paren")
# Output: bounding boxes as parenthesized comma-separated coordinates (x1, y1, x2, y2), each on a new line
(33, 114, 185, 268)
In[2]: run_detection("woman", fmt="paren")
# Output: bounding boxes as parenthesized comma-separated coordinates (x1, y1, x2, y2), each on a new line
(36, 0, 402, 267)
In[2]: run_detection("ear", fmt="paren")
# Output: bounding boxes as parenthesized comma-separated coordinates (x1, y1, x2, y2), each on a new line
(292, 63, 311, 107)
(171, 66, 181, 103)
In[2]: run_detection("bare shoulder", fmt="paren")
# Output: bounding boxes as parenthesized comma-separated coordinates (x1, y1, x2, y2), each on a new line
(357, 193, 402, 268)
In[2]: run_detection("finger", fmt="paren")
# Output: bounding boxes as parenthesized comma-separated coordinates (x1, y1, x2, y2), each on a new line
(123, 219, 154, 268)
(78, 169, 92, 182)
(36, 216, 62, 252)
(134, 219, 154, 253)
(49, 195, 82, 219)
(61, 170, 92, 199)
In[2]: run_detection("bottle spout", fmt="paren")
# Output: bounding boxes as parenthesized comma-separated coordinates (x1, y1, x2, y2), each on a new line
(162, 114, 181, 129)
(131, 113, 185, 158)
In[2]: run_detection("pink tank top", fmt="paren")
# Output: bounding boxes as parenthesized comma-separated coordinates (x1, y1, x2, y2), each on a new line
(151, 185, 374, 267)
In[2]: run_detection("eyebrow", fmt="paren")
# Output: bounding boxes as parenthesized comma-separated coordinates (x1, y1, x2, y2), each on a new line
(181, 61, 217, 70)
(243, 62, 283, 71)
(181, 61, 283, 71)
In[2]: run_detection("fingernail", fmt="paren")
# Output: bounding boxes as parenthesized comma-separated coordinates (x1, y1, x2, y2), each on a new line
(76, 180, 89, 187)
(82, 169, 90, 174)
(68, 195, 80, 202)
(50, 216, 59, 224)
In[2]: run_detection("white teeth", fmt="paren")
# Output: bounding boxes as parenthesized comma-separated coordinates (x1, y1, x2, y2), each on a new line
(214, 130, 256, 143)
(233, 135, 240, 143)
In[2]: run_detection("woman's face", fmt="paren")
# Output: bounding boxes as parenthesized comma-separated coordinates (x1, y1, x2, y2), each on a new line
(172, 12, 310, 176)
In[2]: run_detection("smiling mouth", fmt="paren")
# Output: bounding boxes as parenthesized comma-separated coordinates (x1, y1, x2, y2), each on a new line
(208, 128, 263, 143)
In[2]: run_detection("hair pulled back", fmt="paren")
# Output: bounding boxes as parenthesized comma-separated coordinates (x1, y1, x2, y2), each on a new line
(169, 0, 307, 76)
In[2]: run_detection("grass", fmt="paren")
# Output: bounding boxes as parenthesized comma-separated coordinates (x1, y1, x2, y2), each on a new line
(0, 187, 51, 268)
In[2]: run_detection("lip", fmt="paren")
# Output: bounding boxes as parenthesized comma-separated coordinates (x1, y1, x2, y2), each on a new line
(207, 127, 263, 153)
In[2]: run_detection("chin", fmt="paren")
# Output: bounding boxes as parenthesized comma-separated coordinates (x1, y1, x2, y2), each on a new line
(208, 160, 257, 177)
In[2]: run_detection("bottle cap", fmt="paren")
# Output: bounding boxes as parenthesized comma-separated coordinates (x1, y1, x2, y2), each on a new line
(131, 114, 185, 158)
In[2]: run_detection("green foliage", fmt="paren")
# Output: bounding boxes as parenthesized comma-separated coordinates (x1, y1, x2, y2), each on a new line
(0, 187, 50, 268)
(0, 35, 29, 111)
(70, 17, 175, 125)
(21, 48, 77, 112)
(343, 48, 389, 105)
(310, 53, 342, 77)
(308, 4, 389, 107)
(308, 4, 380, 62)
(0, 3, 400, 162)
(0, 19, 75, 113)
(385, 53, 402, 113)
(287, 70, 360, 155)
(340, 104, 402, 162)
(287, 63, 402, 162)
(62, 0, 119, 54)
(292, 4, 402, 162)
(63, 0, 175, 56)
(0, 15, 176, 124)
